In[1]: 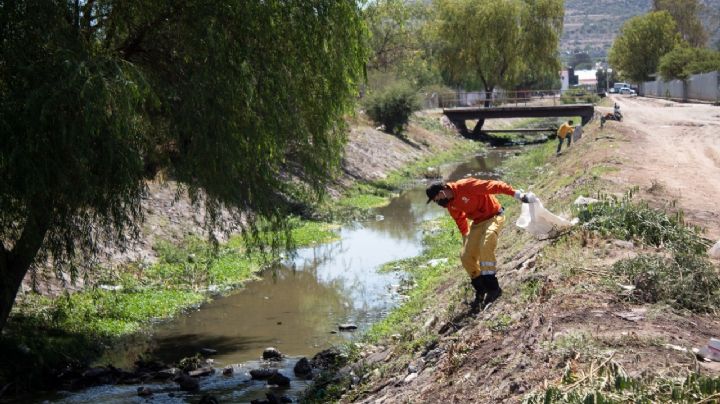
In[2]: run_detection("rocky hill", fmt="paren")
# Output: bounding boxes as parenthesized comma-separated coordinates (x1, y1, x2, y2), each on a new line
(562, 0, 720, 59)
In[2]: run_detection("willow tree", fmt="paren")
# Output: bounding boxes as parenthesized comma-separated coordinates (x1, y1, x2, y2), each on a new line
(609, 11, 680, 83)
(653, 0, 708, 47)
(434, 0, 563, 114)
(0, 0, 367, 332)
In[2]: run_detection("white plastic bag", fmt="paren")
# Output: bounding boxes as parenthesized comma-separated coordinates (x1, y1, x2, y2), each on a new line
(516, 193, 575, 237)
(709, 240, 720, 259)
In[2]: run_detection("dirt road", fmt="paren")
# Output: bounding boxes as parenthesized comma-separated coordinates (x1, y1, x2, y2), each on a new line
(606, 95, 720, 240)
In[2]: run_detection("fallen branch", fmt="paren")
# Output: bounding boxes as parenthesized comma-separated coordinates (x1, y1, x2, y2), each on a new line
(561, 352, 617, 392)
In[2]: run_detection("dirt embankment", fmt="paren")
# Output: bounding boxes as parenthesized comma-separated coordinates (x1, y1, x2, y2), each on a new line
(324, 96, 720, 403)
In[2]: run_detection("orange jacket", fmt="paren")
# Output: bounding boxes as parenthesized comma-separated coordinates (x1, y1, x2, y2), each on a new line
(557, 123, 574, 139)
(445, 178, 516, 236)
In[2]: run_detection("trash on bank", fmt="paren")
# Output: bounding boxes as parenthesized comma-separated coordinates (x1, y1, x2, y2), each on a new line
(516, 193, 577, 238)
(709, 240, 720, 258)
(573, 195, 600, 206)
(696, 338, 720, 362)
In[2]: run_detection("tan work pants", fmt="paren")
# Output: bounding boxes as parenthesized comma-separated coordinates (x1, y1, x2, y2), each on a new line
(461, 215, 506, 279)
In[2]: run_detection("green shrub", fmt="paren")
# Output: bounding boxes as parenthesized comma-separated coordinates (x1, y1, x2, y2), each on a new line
(613, 253, 720, 313)
(576, 191, 709, 254)
(363, 83, 421, 134)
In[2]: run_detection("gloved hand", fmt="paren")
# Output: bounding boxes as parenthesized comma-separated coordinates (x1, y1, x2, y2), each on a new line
(515, 190, 537, 204)
(521, 192, 538, 203)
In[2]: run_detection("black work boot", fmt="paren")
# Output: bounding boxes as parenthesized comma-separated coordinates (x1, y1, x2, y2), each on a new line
(469, 276, 485, 312)
(481, 273, 502, 309)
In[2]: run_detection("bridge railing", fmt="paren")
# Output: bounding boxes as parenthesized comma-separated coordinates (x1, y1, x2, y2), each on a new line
(422, 88, 600, 109)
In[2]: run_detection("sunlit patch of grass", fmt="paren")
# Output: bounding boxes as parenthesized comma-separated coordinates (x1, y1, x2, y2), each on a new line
(338, 193, 389, 210)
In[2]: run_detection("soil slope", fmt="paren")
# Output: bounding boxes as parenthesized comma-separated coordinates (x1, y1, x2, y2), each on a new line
(330, 96, 720, 403)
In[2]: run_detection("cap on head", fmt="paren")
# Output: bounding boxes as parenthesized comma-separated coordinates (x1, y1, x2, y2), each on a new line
(426, 181, 447, 204)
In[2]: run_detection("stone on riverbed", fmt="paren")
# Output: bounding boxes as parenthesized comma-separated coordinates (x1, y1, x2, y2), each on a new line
(249, 369, 278, 380)
(267, 371, 290, 387)
(137, 386, 153, 397)
(174, 374, 199, 391)
(262, 347, 283, 361)
(338, 324, 357, 331)
(293, 357, 312, 377)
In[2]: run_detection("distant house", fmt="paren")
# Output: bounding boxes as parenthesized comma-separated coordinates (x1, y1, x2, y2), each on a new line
(574, 69, 598, 89)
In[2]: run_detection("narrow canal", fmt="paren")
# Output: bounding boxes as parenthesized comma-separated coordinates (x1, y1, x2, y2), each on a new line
(46, 148, 516, 404)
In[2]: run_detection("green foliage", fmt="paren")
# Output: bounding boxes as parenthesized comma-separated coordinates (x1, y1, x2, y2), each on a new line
(0, 0, 367, 330)
(435, 0, 563, 93)
(363, 83, 421, 134)
(659, 43, 720, 80)
(577, 191, 718, 313)
(560, 88, 600, 104)
(609, 11, 681, 82)
(576, 191, 709, 254)
(653, 0, 708, 47)
(613, 253, 720, 313)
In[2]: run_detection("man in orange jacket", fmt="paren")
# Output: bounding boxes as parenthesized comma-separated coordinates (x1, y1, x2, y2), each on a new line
(426, 178, 531, 311)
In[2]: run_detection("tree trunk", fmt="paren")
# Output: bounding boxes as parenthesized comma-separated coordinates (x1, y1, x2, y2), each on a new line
(0, 208, 50, 333)
(483, 88, 493, 108)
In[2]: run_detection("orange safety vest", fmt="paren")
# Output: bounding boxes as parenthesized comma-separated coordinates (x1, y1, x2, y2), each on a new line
(445, 178, 516, 236)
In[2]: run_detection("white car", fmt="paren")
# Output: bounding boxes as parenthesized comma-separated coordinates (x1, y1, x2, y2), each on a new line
(619, 87, 636, 95)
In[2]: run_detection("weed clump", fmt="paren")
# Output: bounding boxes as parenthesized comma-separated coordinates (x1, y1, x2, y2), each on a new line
(613, 253, 720, 313)
(525, 359, 720, 403)
(576, 191, 709, 254)
(577, 191, 720, 313)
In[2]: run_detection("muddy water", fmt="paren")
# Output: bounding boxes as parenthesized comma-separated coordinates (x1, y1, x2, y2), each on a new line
(48, 148, 515, 403)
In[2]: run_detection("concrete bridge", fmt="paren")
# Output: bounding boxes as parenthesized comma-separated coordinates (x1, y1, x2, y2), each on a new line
(443, 104, 595, 139)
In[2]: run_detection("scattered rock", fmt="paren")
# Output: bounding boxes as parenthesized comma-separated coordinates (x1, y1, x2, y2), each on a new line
(293, 357, 312, 377)
(263, 347, 283, 361)
(250, 369, 277, 380)
(175, 374, 199, 391)
(137, 386, 152, 397)
(267, 371, 290, 387)
(423, 315, 438, 331)
(613, 308, 646, 322)
(199, 395, 219, 404)
(153, 368, 181, 381)
(611, 239, 634, 249)
(266, 392, 292, 403)
(404, 373, 418, 384)
(338, 324, 358, 331)
(222, 366, 234, 376)
(311, 348, 343, 370)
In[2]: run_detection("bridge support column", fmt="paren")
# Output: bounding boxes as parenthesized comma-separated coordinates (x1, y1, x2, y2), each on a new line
(471, 118, 485, 140)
